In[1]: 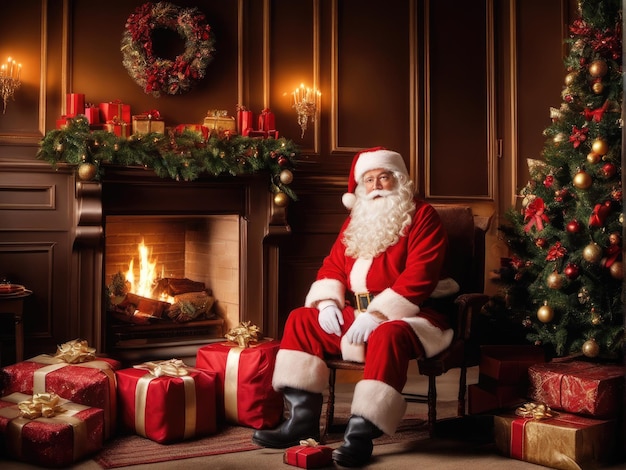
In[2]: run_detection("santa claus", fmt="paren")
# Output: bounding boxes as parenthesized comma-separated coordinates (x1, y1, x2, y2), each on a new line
(252, 147, 458, 467)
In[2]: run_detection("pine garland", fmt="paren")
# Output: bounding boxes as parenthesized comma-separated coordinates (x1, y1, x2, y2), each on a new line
(37, 115, 299, 200)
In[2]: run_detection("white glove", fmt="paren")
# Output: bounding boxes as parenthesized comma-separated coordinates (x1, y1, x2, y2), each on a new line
(318, 301, 344, 336)
(345, 313, 382, 344)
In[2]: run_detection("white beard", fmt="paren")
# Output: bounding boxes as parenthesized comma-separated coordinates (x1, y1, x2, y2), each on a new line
(342, 183, 415, 259)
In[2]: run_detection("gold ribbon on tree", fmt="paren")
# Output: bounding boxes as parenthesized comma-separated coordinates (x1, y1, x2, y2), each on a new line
(54, 339, 96, 364)
(225, 321, 262, 348)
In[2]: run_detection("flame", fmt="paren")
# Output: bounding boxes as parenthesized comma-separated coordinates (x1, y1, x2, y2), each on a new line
(125, 240, 169, 300)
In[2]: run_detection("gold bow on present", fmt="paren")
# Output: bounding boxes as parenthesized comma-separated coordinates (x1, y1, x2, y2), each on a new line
(18, 393, 65, 419)
(54, 339, 96, 364)
(225, 321, 262, 348)
(299, 438, 319, 447)
(515, 402, 557, 420)
(134, 359, 190, 377)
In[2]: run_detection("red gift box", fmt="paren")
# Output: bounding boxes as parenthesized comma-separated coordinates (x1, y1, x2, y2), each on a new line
(56, 115, 72, 129)
(0, 392, 104, 467)
(1, 353, 120, 439)
(84, 105, 100, 125)
(528, 360, 624, 418)
(248, 130, 279, 139)
(479, 345, 546, 386)
(284, 441, 333, 468)
(99, 100, 131, 124)
(195, 340, 283, 429)
(104, 120, 130, 139)
(237, 106, 253, 136)
(467, 383, 526, 415)
(66, 93, 85, 117)
(175, 123, 209, 140)
(258, 108, 276, 131)
(116, 360, 218, 444)
(494, 410, 617, 470)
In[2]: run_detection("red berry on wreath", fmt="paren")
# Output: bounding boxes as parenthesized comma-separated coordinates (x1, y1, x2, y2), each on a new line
(566, 220, 582, 233)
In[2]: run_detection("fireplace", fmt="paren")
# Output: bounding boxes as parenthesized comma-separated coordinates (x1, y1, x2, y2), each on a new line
(74, 167, 289, 365)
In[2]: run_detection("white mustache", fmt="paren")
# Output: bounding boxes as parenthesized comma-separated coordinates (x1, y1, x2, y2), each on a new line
(364, 189, 393, 200)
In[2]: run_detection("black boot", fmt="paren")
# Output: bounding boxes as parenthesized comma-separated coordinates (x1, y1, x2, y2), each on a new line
(332, 415, 383, 467)
(251, 387, 323, 448)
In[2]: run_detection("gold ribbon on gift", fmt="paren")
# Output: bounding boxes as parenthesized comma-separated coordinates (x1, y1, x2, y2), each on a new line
(0, 392, 92, 462)
(134, 358, 190, 377)
(299, 438, 320, 447)
(29, 353, 117, 439)
(133, 359, 197, 439)
(225, 321, 262, 348)
(18, 392, 66, 419)
(54, 339, 96, 364)
(515, 402, 557, 420)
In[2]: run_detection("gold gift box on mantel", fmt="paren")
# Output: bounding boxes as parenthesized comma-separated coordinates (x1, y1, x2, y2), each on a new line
(203, 109, 236, 135)
(132, 111, 165, 135)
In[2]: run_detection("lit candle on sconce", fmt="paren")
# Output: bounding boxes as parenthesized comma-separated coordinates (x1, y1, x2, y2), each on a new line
(0, 56, 23, 113)
(292, 82, 321, 138)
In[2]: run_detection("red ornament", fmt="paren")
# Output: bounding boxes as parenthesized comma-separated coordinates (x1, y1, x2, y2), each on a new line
(277, 156, 288, 167)
(564, 263, 580, 279)
(601, 162, 617, 179)
(566, 220, 582, 233)
(535, 238, 547, 248)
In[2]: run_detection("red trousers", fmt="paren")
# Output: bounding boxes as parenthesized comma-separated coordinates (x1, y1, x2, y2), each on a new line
(279, 306, 424, 392)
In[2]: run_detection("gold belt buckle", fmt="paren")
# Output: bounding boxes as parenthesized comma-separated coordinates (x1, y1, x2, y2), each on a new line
(355, 293, 372, 312)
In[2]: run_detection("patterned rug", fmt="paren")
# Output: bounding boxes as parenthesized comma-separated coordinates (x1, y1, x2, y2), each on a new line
(94, 413, 428, 468)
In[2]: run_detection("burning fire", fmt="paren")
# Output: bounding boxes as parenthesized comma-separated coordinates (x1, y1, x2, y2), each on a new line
(125, 240, 173, 302)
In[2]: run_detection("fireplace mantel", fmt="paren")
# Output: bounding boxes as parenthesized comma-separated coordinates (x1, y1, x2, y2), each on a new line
(74, 167, 290, 362)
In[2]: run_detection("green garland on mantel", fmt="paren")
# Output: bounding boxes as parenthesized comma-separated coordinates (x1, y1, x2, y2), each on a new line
(37, 115, 299, 201)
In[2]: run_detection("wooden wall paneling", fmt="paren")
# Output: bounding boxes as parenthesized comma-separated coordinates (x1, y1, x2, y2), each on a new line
(0, 0, 65, 153)
(424, 0, 495, 200)
(331, 0, 413, 166)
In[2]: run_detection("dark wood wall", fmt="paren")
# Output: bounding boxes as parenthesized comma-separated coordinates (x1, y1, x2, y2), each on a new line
(0, 0, 575, 361)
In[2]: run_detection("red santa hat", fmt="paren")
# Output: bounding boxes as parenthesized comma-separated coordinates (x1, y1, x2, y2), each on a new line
(342, 146, 408, 209)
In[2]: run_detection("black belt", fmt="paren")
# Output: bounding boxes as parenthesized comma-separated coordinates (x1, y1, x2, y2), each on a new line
(352, 292, 375, 312)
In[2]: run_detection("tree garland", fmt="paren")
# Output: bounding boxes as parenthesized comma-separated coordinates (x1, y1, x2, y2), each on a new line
(121, 2, 215, 97)
(37, 116, 299, 201)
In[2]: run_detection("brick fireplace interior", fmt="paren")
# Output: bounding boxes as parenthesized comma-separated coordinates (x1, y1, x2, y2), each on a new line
(74, 169, 288, 366)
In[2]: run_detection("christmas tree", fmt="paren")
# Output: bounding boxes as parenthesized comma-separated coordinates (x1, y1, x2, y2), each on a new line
(492, 0, 623, 359)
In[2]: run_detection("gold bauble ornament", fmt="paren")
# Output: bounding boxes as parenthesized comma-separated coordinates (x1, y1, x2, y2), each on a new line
(537, 302, 554, 323)
(573, 170, 592, 189)
(582, 243, 603, 263)
(564, 72, 577, 86)
(55, 143, 64, 152)
(586, 152, 601, 164)
(553, 133, 567, 144)
(279, 169, 294, 185)
(77, 162, 97, 181)
(273, 191, 289, 207)
(609, 261, 623, 280)
(582, 338, 600, 358)
(546, 271, 563, 289)
(589, 60, 608, 78)
(591, 138, 608, 155)
(592, 82, 604, 94)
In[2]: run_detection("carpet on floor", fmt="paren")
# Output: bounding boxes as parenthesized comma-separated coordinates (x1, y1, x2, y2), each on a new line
(94, 412, 429, 468)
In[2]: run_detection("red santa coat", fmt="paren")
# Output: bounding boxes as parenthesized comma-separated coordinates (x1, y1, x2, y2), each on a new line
(304, 199, 456, 359)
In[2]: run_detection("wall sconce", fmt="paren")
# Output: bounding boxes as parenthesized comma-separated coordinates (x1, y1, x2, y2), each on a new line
(292, 83, 320, 138)
(0, 57, 22, 114)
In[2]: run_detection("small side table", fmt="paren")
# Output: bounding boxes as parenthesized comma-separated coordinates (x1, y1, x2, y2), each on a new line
(0, 290, 32, 362)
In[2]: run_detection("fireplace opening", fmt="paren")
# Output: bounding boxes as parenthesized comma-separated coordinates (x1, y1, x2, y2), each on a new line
(103, 214, 240, 362)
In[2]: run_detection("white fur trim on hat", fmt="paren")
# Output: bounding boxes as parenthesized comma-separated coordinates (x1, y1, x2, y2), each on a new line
(272, 349, 329, 393)
(342, 192, 357, 210)
(351, 379, 407, 435)
(354, 149, 408, 183)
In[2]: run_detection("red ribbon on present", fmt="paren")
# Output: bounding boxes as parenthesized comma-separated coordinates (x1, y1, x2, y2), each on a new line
(143, 109, 161, 119)
(524, 198, 549, 233)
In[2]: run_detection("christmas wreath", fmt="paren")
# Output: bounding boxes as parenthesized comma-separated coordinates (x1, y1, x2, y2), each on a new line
(121, 2, 215, 97)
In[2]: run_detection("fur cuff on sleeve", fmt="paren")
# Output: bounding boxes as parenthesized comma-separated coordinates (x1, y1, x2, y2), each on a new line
(367, 288, 420, 321)
(305, 278, 346, 309)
